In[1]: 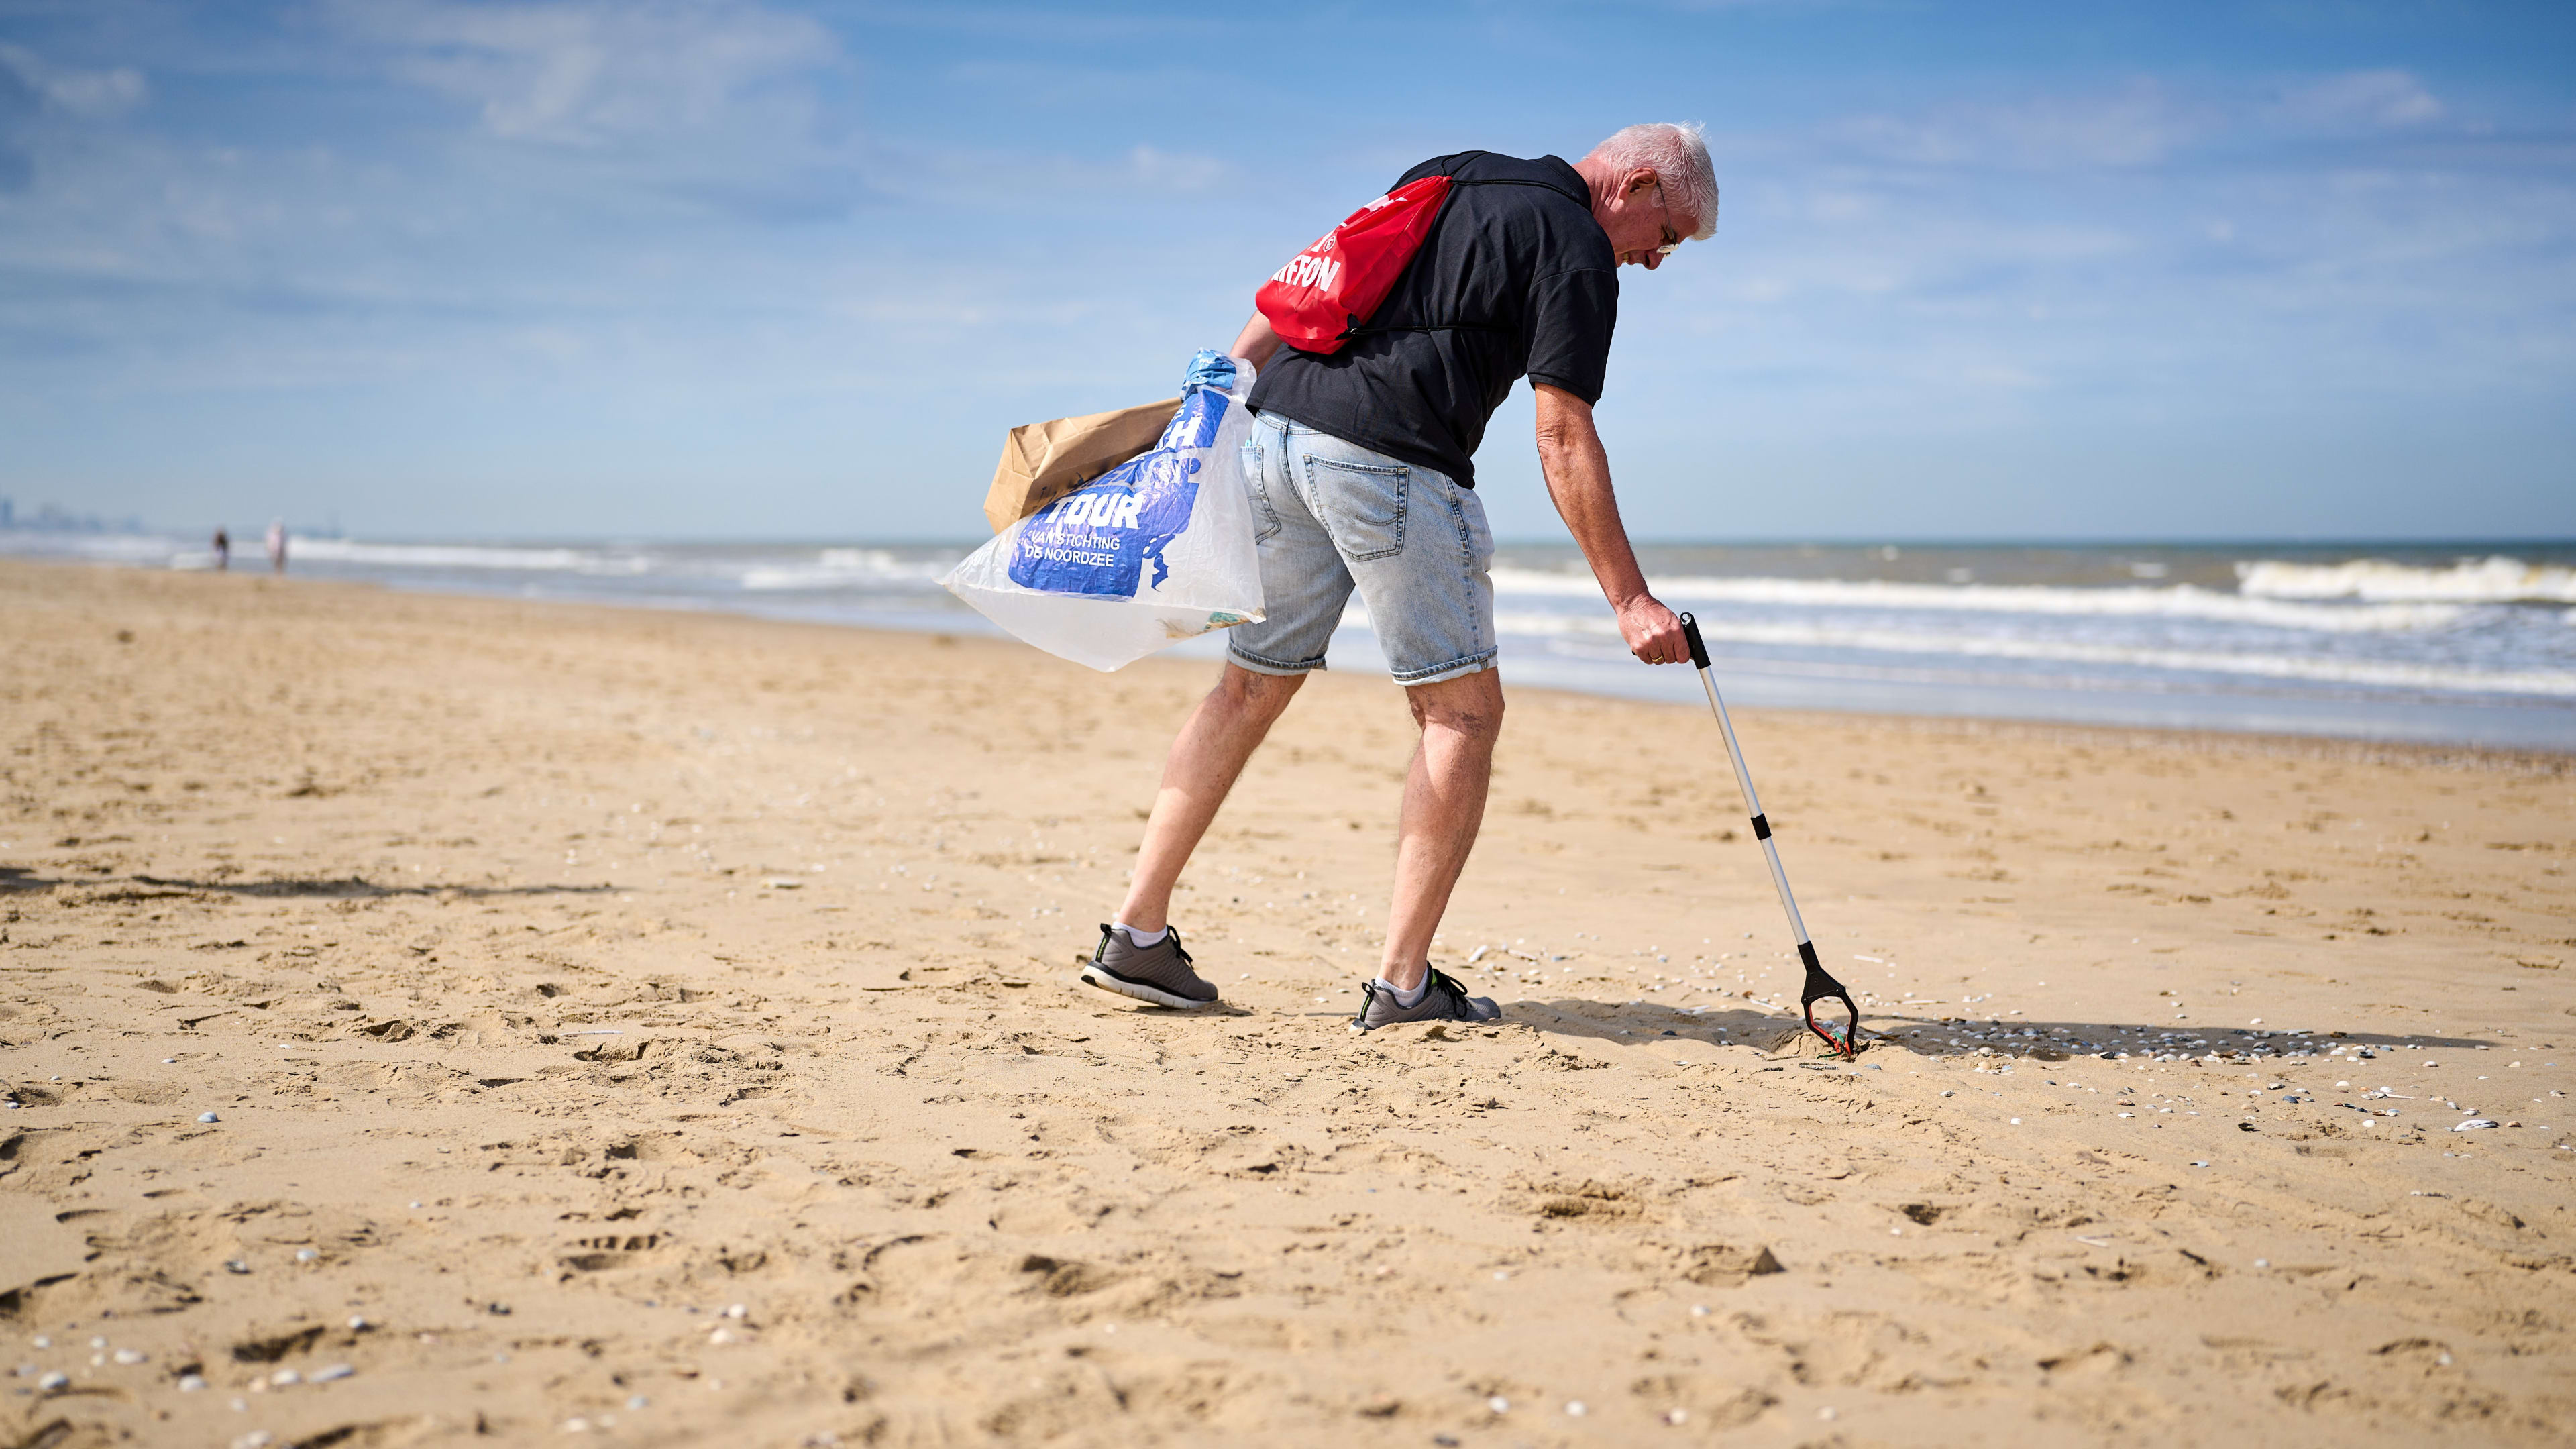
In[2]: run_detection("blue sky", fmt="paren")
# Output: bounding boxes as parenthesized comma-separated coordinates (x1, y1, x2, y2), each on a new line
(3, 0, 2572, 542)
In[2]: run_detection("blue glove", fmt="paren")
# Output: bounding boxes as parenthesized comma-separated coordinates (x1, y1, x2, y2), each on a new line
(1180, 349, 1236, 395)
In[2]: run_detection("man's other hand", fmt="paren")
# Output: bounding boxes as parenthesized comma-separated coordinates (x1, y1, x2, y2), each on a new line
(1618, 594, 1690, 666)
(1181, 350, 1238, 395)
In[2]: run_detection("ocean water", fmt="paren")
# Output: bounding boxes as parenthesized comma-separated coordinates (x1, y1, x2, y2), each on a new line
(12, 530, 2573, 752)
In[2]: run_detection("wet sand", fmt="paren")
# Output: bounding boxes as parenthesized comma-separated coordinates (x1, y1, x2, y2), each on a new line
(5, 558, 2573, 1447)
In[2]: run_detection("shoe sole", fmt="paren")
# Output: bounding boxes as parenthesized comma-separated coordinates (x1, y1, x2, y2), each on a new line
(1079, 963, 1218, 1011)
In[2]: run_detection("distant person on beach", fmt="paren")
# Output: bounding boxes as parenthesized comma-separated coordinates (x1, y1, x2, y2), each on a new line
(1083, 123, 1714, 1030)
(212, 527, 229, 571)
(266, 519, 287, 574)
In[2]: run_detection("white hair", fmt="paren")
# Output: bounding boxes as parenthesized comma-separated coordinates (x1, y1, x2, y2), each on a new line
(1583, 121, 1718, 241)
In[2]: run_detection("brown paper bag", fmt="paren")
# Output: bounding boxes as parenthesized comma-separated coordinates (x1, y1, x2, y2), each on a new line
(983, 396, 1181, 534)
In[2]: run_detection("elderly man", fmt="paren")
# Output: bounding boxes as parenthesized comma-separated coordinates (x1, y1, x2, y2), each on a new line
(1082, 123, 1717, 1030)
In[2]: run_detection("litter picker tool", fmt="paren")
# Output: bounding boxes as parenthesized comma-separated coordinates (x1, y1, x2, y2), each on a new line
(1678, 613, 1860, 1058)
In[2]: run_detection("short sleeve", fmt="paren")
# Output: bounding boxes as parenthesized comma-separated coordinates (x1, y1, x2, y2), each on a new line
(1524, 268, 1619, 405)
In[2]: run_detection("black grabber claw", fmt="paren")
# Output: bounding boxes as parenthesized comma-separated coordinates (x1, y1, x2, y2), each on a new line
(1798, 942, 1860, 1060)
(1678, 612, 1862, 1060)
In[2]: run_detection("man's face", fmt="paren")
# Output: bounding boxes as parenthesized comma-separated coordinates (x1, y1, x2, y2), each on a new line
(1597, 168, 1685, 270)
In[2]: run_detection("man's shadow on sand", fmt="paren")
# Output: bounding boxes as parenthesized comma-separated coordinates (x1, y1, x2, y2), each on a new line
(1, 865, 613, 902)
(1487, 995, 2501, 1060)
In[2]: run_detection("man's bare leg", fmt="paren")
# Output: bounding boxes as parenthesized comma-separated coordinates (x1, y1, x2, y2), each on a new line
(1114, 663, 1305, 933)
(1380, 667, 1505, 990)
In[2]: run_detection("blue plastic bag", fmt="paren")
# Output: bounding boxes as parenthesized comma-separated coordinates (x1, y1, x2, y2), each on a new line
(943, 360, 1263, 672)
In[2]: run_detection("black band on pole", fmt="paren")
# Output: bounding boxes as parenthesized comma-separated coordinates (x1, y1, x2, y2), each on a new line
(1680, 612, 1711, 669)
(1750, 812, 1770, 840)
(1797, 940, 1822, 972)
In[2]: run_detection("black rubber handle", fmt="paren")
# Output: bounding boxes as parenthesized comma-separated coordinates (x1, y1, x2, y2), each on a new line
(1679, 612, 1711, 669)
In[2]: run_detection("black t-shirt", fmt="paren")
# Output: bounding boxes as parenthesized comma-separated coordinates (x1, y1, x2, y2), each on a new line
(1248, 152, 1619, 488)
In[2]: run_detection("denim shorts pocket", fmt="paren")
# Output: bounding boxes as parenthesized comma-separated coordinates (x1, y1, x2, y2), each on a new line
(1305, 456, 1409, 561)
(1242, 439, 1281, 542)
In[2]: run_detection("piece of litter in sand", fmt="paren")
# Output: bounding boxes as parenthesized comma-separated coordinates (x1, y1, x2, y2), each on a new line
(566, 1030, 623, 1036)
(311, 1364, 353, 1382)
(1468, 945, 1488, 963)
(225, 1260, 250, 1274)
(2453, 1119, 2499, 1131)
(2190, 1161, 2210, 1167)
(198, 1112, 220, 1123)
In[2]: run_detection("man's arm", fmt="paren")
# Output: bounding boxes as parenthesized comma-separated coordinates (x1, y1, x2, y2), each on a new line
(1228, 313, 1287, 371)
(1532, 383, 1690, 666)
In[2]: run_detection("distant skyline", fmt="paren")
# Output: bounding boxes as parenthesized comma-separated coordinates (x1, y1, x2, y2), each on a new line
(4, 0, 2573, 543)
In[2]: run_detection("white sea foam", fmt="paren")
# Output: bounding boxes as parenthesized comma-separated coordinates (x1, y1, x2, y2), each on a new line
(2237, 556, 2576, 604)
(740, 549, 956, 591)
(1487, 568, 2464, 634)
(284, 539, 652, 574)
(1489, 612, 2576, 698)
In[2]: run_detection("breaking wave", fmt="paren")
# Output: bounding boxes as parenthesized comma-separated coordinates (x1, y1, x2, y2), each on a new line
(2237, 556, 2576, 604)
(1489, 569, 2466, 634)
(1492, 612, 2576, 699)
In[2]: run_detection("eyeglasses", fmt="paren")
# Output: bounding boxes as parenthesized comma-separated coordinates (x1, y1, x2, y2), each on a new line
(1652, 184, 1680, 256)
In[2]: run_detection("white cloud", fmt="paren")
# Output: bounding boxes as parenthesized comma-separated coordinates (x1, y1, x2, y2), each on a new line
(323, 0, 839, 146)
(0, 42, 148, 119)
(2274, 70, 2444, 132)
(1825, 80, 2204, 171)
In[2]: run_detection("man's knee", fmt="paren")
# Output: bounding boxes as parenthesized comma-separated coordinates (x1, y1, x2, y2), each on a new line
(1407, 668, 1505, 744)
(1215, 661, 1303, 722)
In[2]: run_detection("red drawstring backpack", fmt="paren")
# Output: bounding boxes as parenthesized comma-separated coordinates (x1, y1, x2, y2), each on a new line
(1254, 153, 1579, 355)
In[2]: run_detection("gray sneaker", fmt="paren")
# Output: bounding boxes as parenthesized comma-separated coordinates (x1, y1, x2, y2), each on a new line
(1079, 923, 1220, 1009)
(1350, 967, 1502, 1032)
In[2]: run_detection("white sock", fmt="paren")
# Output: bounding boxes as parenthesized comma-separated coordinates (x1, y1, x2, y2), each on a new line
(1375, 973, 1429, 1008)
(1115, 922, 1167, 948)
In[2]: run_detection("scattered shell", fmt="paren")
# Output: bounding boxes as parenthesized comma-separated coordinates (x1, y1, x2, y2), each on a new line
(198, 1112, 220, 1123)
(113, 1348, 144, 1365)
(562, 1419, 592, 1434)
(1487, 1396, 1509, 1414)
(295, 1249, 319, 1263)
(1664, 1408, 1690, 1425)
(38, 1371, 68, 1391)
(348, 1317, 369, 1331)
(2453, 1119, 2499, 1132)
(179, 1375, 207, 1392)
(724, 1303, 747, 1319)
(271, 1368, 299, 1387)
(225, 1260, 250, 1275)
(1564, 1400, 1588, 1417)
(310, 1364, 353, 1382)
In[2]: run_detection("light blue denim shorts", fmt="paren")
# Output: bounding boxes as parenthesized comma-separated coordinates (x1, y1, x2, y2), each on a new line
(1227, 411, 1497, 686)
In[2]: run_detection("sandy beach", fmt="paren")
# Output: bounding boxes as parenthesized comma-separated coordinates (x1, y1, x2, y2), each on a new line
(5, 557, 2572, 1447)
